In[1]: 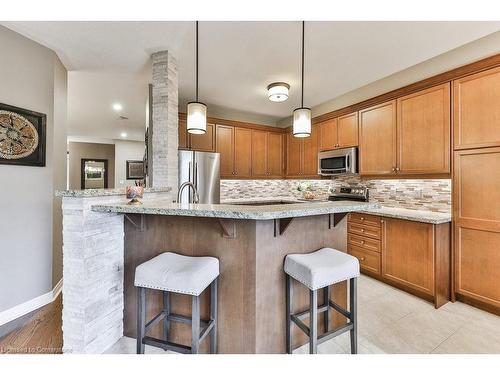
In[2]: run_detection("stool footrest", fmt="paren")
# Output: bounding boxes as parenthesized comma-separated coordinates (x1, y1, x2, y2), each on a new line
(199, 320, 216, 342)
(329, 300, 351, 320)
(166, 312, 211, 327)
(294, 303, 329, 321)
(143, 336, 192, 354)
(145, 311, 167, 333)
(317, 322, 354, 345)
(291, 315, 310, 336)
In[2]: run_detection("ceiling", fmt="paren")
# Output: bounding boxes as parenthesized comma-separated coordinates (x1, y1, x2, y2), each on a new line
(3, 21, 500, 141)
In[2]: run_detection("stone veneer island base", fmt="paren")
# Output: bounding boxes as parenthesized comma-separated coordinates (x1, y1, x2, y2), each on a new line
(58, 189, 378, 354)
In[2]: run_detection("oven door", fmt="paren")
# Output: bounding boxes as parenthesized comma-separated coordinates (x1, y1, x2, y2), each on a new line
(318, 148, 357, 175)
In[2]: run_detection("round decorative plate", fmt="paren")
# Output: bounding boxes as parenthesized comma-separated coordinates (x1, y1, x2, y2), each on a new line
(0, 110, 39, 160)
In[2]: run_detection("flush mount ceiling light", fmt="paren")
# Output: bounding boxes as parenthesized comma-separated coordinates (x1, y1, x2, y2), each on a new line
(120, 132, 127, 138)
(187, 21, 207, 135)
(267, 82, 290, 102)
(112, 103, 123, 112)
(293, 21, 311, 138)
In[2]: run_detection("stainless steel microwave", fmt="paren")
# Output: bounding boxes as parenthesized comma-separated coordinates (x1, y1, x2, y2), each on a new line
(318, 147, 358, 176)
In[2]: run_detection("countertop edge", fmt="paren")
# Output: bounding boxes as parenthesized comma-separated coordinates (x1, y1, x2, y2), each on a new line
(56, 187, 172, 198)
(355, 209, 451, 225)
(90, 202, 381, 220)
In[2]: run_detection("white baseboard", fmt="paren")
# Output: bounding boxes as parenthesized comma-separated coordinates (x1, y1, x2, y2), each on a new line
(0, 278, 63, 327)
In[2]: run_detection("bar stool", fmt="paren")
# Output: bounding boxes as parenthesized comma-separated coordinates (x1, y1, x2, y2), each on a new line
(134, 252, 219, 354)
(284, 247, 360, 354)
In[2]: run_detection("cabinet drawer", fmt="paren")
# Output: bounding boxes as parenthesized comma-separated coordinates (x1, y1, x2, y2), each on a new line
(348, 246, 381, 275)
(348, 233, 381, 253)
(348, 222, 382, 240)
(348, 213, 382, 227)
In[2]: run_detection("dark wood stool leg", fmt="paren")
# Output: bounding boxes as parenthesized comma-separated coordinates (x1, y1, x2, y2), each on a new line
(309, 289, 318, 354)
(136, 287, 146, 354)
(163, 291, 170, 342)
(324, 285, 331, 333)
(210, 278, 218, 354)
(191, 295, 200, 354)
(349, 278, 358, 354)
(286, 274, 293, 354)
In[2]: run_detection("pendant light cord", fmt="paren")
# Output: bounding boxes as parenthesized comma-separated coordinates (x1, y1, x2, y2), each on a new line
(301, 20, 305, 108)
(195, 21, 199, 102)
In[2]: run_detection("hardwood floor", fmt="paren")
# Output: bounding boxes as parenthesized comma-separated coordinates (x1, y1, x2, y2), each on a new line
(0, 294, 62, 354)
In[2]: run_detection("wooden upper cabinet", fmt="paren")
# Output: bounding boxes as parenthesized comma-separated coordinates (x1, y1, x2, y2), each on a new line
(251, 130, 268, 177)
(178, 117, 188, 149)
(267, 132, 283, 177)
(359, 100, 397, 175)
(302, 125, 319, 176)
(337, 112, 359, 148)
(382, 218, 435, 296)
(189, 123, 216, 152)
(215, 125, 234, 178)
(453, 65, 500, 150)
(318, 118, 337, 151)
(286, 133, 302, 177)
(234, 127, 252, 177)
(397, 83, 450, 174)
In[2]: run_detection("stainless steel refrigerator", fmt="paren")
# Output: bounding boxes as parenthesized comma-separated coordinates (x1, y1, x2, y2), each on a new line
(178, 150, 220, 204)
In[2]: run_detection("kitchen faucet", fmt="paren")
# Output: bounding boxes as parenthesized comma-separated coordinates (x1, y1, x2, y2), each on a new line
(177, 181, 200, 204)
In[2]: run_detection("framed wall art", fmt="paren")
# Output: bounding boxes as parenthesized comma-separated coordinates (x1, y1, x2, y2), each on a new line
(126, 160, 145, 179)
(0, 103, 46, 167)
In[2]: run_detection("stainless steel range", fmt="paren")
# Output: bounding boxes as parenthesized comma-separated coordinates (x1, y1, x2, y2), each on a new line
(328, 186, 369, 202)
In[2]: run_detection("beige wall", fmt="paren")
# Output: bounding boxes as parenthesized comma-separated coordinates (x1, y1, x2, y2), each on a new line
(114, 140, 145, 187)
(0, 26, 67, 312)
(277, 30, 500, 127)
(67, 142, 115, 189)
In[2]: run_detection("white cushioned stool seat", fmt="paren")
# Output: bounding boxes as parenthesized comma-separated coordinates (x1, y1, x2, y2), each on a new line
(284, 248, 359, 290)
(134, 252, 219, 296)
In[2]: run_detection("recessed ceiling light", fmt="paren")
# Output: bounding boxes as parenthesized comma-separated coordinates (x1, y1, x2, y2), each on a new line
(120, 132, 127, 138)
(113, 103, 123, 111)
(267, 82, 290, 102)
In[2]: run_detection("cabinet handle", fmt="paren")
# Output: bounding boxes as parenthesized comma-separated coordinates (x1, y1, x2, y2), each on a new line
(360, 228, 365, 232)
(360, 257, 365, 261)
(361, 240, 365, 244)
(360, 217, 364, 221)
(396, 167, 400, 172)
(392, 167, 396, 172)
(381, 219, 384, 223)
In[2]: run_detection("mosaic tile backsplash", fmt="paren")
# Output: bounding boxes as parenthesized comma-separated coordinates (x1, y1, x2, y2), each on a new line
(221, 177, 451, 213)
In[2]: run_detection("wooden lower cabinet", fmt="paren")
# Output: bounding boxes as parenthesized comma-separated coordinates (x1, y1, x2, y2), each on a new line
(383, 218, 435, 296)
(453, 147, 500, 314)
(347, 213, 451, 308)
(455, 227, 500, 311)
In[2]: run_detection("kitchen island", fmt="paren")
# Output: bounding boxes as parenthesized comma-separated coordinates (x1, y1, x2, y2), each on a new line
(58, 189, 377, 354)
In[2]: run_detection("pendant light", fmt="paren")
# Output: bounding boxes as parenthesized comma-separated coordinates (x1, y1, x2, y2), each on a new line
(187, 21, 207, 134)
(293, 21, 311, 138)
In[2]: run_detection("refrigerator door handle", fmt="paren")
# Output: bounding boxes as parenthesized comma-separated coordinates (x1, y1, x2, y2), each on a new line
(194, 162, 197, 187)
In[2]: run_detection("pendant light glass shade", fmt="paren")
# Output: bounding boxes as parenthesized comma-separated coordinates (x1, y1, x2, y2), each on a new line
(187, 102, 207, 134)
(267, 82, 290, 102)
(293, 107, 312, 137)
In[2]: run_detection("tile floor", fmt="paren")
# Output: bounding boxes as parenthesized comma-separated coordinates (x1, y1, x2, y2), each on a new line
(106, 275, 500, 354)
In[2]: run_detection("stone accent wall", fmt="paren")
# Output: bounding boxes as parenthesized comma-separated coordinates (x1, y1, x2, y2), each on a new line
(150, 50, 178, 189)
(221, 177, 451, 213)
(61, 191, 170, 353)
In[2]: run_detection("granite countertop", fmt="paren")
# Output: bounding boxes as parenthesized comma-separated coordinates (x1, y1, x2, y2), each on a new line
(91, 199, 380, 220)
(56, 186, 172, 198)
(357, 206, 451, 224)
